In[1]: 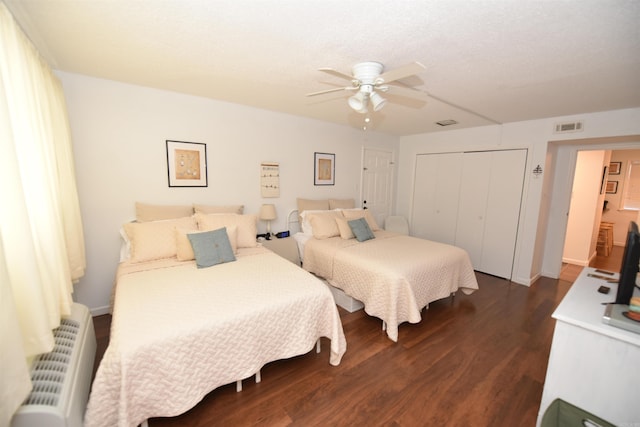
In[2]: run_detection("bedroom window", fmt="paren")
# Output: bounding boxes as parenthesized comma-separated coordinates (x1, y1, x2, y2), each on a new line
(1, 4, 87, 422)
(621, 160, 640, 211)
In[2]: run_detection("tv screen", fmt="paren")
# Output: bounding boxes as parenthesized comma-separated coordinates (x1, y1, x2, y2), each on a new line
(616, 221, 640, 305)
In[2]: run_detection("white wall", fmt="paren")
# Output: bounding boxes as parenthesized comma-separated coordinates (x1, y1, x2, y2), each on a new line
(562, 150, 607, 266)
(396, 108, 640, 286)
(58, 71, 398, 314)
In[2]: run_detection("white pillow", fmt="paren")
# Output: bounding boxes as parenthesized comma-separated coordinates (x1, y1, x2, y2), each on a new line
(193, 204, 244, 215)
(123, 216, 198, 263)
(329, 198, 355, 210)
(135, 202, 194, 222)
(194, 213, 257, 248)
(341, 208, 381, 231)
(119, 227, 132, 262)
(335, 217, 355, 240)
(299, 209, 330, 235)
(297, 198, 329, 224)
(308, 211, 343, 239)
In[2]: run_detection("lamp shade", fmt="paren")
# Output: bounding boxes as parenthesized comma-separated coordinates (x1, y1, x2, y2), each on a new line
(259, 204, 277, 221)
(370, 91, 387, 111)
(348, 91, 368, 113)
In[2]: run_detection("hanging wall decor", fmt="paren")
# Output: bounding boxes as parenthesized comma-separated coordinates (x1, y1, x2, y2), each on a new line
(600, 165, 609, 194)
(609, 162, 621, 175)
(314, 152, 335, 186)
(260, 162, 280, 197)
(166, 140, 208, 187)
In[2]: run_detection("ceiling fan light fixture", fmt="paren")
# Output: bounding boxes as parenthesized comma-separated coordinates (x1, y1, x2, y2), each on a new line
(312, 61, 426, 118)
(370, 92, 387, 111)
(348, 91, 368, 113)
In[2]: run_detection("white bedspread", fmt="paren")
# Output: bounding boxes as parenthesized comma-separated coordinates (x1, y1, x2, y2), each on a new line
(85, 247, 346, 427)
(302, 231, 478, 341)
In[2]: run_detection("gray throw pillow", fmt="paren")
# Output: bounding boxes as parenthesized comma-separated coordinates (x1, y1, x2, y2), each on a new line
(348, 217, 375, 242)
(187, 227, 236, 268)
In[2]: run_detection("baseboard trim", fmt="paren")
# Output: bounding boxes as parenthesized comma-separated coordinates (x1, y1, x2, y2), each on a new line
(89, 305, 111, 317)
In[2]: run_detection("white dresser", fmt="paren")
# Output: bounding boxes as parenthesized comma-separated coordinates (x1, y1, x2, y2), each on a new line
(537, 267, 640, 426)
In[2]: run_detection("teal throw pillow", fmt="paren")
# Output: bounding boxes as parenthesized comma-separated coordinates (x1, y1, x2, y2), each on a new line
(187, 227, 236, 268)
(348, 217, 375, 242)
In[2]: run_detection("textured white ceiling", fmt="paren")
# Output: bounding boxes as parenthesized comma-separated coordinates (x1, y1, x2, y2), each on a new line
(5, 0, 640, 135)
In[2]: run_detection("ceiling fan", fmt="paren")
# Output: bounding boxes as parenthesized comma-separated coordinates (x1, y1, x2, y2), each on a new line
(306, 61, 426, 113)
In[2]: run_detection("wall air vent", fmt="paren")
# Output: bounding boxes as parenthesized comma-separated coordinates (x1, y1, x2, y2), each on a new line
(554, 121, 584, 133)
(11, 303, 96, 427)
(436, 119, 458, 127)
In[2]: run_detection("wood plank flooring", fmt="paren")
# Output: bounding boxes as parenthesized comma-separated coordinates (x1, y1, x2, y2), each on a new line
(90, 250, 620, 427)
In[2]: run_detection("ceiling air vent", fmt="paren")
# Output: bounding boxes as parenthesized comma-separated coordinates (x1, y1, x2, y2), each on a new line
(436, 119, 458, 127)
(554, 120, 584, 133)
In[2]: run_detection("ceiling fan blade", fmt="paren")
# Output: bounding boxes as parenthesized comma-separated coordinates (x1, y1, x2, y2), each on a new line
(318, 67, 355, 81)
(383, 92, 427, 109)
(376, 62, 426, 84)
(306, 86, 352, 97)
(385, 81, 428, 99)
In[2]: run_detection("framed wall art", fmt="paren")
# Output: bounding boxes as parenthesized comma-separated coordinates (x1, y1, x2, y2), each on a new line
(606, 180, 618, 194)
(600, 165, 609, 194)
(609, 161, 621, 175)
(166, 140, 208, 187)
(314, 152, 335, 186)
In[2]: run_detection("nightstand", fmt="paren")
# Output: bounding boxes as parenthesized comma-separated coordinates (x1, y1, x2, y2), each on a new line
(261, 237, 301, 266)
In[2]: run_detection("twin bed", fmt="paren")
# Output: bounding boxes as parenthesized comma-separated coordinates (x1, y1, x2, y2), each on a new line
(86, 200, 478, 426)
(293, 198, 479, 342)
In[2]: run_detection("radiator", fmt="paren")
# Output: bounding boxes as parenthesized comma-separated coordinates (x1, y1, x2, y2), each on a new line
(11, 303, 96, 427)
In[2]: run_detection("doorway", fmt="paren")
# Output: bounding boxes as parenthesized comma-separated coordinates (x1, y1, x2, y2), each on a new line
(540, 136, 640, 279)
(562, 149, 640, 270)
(361, 147, 395, 227)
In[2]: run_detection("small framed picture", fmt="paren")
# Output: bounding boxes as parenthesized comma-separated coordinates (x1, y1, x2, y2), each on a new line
(609, 162, 621, 175)
(606, 180, 618, 194)
(314, 152, 335, 186)
(600, 166, 609, 194)
(166, 140, 208, 187)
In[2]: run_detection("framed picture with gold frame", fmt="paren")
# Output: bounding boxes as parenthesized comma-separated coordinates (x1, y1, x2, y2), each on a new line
(314, 152, 335, 186)
(166, 140, 208, 187)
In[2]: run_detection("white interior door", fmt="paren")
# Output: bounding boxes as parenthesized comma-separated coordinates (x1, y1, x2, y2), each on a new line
(411, 153, 462, 244)
(480, 150, 527, 278)
(455, 152, 492, 268)
(410, 149, 526, 279)
(362, 148, 394, 227)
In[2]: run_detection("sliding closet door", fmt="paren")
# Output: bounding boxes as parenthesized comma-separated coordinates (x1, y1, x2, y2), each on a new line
(479, 150, 527, 278)
(411, 153, 462, 244)
(411, 149, 526, 280)
(454, 149, 527, 279)
(454, 152, 492, 268)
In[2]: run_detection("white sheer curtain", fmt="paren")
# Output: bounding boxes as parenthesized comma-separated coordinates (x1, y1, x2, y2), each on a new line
(0, 3, 86, 424)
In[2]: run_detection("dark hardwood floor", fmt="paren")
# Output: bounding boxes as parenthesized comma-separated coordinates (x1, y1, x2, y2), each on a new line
(90, 249, 621, 426)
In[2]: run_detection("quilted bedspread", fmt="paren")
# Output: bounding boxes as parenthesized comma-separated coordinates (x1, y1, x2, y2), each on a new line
(303, 231, 478, 341)
(85, 247, 346, 427)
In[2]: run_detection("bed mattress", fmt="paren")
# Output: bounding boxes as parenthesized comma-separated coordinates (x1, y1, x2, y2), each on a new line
(302, 231, 478, 341)
(85, 247, 346, 427)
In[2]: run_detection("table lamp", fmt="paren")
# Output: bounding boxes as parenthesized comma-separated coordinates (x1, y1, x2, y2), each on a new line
(259, 204, 277, 239)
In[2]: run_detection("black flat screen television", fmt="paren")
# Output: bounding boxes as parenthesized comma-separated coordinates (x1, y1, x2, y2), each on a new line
(615, 221, 640, 305)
